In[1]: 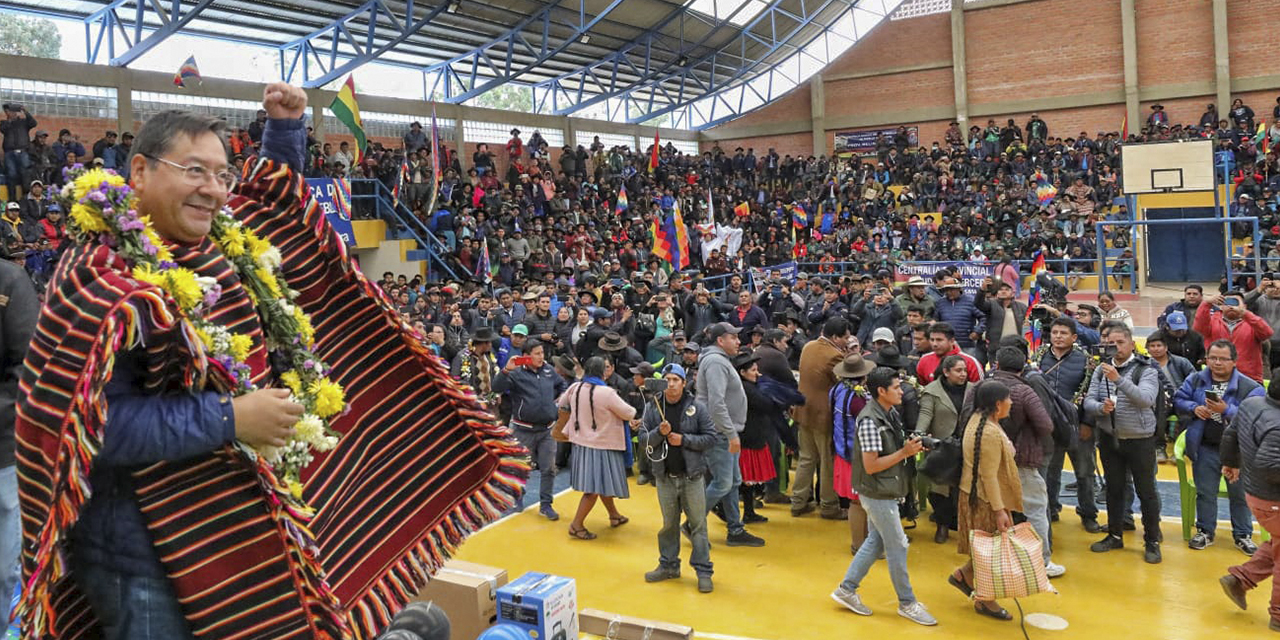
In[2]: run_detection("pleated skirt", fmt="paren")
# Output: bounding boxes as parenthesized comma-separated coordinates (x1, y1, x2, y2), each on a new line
(570, 445, 630, 498)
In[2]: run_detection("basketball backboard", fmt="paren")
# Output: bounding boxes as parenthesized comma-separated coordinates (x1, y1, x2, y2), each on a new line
(1120, 139, 1215, 193)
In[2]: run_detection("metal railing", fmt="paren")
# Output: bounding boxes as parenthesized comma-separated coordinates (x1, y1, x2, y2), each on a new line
(347, 179, 459, 281)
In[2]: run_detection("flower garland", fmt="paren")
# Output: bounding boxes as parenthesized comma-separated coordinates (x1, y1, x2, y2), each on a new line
(58, 166, 345, 496)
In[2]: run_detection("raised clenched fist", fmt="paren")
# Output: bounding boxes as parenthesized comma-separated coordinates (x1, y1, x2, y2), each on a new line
(262, 82, 308, 120)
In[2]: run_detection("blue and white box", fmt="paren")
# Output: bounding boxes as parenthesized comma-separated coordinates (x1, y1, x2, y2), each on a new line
(495, 572, 578, 639)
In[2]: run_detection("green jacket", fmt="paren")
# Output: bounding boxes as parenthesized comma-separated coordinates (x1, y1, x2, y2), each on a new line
(848, 399, 910, 500)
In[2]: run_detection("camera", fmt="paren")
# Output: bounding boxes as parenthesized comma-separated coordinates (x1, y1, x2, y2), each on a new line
(1087, 343, 1118, 360)
(642, 378, 669, 393)
(917, 435, 942, 450)
(1029, 304, 1055, 323)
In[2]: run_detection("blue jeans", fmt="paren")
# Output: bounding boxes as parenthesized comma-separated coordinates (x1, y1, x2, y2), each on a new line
(1192, 444, 1252, 540)
(0, 466, 18, 619)
(512, 425, 556, 508)
(704, 438, 744, 536)
(72, 561, 193, 639)
(1045, 432, 1098, 520)
(655, 473, 712, 577)
(4, 150, 30, 190)
(839, 495, 916, 606)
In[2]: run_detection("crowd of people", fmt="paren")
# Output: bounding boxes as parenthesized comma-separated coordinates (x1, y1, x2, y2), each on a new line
(4, 94, 1280, 632)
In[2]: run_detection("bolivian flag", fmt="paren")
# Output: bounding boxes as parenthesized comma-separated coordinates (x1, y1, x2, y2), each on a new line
(330, 76, 366, 165)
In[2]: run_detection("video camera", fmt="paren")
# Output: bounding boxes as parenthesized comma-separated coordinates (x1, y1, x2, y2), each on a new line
(1087, 343, 1118, 360)
(916, 435, 942, 450)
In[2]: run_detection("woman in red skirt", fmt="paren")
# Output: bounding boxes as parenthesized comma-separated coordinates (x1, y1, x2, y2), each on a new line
(737, 352, 789, 524)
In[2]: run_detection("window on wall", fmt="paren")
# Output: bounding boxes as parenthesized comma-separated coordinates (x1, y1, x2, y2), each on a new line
(890, 0, 978, 20)
(667, 139, 700, 155)
(465, 121, 564, 147)
(132, 91, 259, 129)
(576, 131, 636, 150)
(323, 109, 456, 141)
(0, 79, 117, 120)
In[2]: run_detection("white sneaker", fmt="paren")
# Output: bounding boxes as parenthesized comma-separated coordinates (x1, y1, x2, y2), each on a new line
(1045, 562, 1066, 578)
(898, 601, 938, 626)
(831, 587, 872, 616)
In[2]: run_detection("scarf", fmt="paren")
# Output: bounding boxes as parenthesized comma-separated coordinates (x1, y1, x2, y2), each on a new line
(17, 158, 526, 639)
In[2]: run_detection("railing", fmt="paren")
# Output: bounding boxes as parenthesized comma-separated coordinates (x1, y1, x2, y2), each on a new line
(347, 179, 459, 282)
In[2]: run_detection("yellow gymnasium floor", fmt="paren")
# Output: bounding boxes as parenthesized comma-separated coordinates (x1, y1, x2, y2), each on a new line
(454, 463, 1275, 640)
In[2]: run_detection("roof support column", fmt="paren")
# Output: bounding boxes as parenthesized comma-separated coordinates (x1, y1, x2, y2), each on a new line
(115, 71, 133, 137)
(811, 74, 826, 157)
(1121, 0, 1139, 135)
(307, 89, 325, 144)
(1212, 0, 1231, 115)
(950, 0, 968, 130)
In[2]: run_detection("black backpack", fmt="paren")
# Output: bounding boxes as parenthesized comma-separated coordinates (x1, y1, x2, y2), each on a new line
(1023, 371, 1080, 449)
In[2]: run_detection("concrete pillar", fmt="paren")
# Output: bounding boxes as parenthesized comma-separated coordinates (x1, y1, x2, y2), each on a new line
(1120, 0, 1139, 134)
(950, 0, 968, 130)
(811, 75, 826, 157)
(115, 71, 133, 135)
(564, 117, 577, 151)
(1212, 0, 1230, 115)
(307, 90, 325, 143)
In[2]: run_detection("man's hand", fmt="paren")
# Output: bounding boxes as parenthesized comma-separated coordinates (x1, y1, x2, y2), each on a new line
(667, 432, 683, 446)
(1205, 397, 1228, 414)
(1193, 405, 1213, 420)
(503, 358, 519, 373)
(901, 436, 924, 457)
(1100, 363, 1120, 382)
(233, 388, 304, 448)
(262, 82, 308, 120)
(1223, 466, 1240, 483)
(1079, 425, 1093, 441)
(728, 437, 741, 454)
(658, 420, 672, 435)
(1100, 398, 1115, 414)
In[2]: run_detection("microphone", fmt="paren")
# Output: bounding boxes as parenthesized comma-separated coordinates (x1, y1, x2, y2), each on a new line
(380, 601, 451, 640)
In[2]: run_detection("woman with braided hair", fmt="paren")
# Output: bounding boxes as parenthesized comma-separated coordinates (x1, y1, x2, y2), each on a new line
(558, 356, 639, 539)
(949, 380, 1022, 621)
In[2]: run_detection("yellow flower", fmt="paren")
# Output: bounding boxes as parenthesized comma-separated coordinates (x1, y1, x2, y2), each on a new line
(165, 268, 202, 311)
(294, 414, 324, 442)
(194, 327, 214, 351)
(256, 267, 283, 298)
(229, 334, 253, 361)
(287, 479, 304, 500)
(310, 378, 345, 418)
(293, 307, 315, 347)
(280, 370, 303, 395)
(70, 203, 108, 233)
(245, 231, 271, 259)
(220, 225, 245, 257)
(72, 169, 121, 200)
(131, 263, 166, 288)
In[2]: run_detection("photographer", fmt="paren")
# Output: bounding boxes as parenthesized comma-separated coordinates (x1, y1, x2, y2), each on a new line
(1173, 340, 1264, 555)
(1, 104, 38, 200)
(852, 285, 904, 348)
(1038, 318, 1103, 533)
(640, 364, 718, 593)
(1195, 291, 1273, 383)
(1244, 274, 1280, 377)
(974, 280, 1027, 349)
(830, 367, 936, 627)
(493, 340, 567, 521)
(1085, 324, 1163, 564)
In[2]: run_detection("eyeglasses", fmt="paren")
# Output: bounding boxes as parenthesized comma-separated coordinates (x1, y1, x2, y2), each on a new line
(1206, 356, 1235, 362)
(144, 154, 237, 191)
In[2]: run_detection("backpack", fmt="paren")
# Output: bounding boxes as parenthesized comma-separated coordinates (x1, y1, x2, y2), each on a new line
(1129, 360, 1171, 424)
(1023, 371, 1080, 449)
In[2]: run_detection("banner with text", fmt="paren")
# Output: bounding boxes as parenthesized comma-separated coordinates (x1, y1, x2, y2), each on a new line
(833, 126, 919, 154)
(895, 261, 993, 294)
(748, 261, 798, 292)
(306, 178, 357, 247)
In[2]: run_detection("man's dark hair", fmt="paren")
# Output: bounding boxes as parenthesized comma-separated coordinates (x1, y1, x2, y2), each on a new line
(134, 109, 229, 161)
(1103, 322, 1133, 340)
(1184, 284, 1203, 294)
(867, 366, 898, 400)
(911, 322, 930, 334)
(1145, 330, 1166, 346)
(906, 304, 928, 317)
(995, 346, 1027, 373)
(383, 271, 394, 278)
(997, 282, 1013, 292)
(822, 316, 851, 339)
(998, 334, 1029, 355)
(523, 339, 544, 354)
(1048, 317, 1077, 335)
(1207, 339, 1237, 360)
(928, 321, 956, 339)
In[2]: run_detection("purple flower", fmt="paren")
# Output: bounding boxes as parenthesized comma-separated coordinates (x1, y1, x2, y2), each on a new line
(98, 233, 117, 248)
(159, 260, 178, 269)
(86, 191, 107, 204)
(303, 359, 315, 371)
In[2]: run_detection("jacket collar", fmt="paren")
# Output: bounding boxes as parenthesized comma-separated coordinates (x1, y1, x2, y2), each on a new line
(1194, 367, 1243, 393)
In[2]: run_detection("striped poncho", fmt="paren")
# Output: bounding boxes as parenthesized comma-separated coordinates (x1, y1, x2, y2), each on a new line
(15, 158, 526, 638)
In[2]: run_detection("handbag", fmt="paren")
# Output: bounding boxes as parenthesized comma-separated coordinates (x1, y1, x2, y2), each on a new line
(920, 435, 963, 485)
(969, 522, 1056, 600)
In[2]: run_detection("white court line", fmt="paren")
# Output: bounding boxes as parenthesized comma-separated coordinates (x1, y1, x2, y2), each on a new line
(695, 633, 774, 640)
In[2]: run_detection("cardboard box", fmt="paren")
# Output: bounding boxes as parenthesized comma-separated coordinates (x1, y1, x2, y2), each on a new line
(496, 572, 578, 639)
(413, 560, 507, 640)
(579, 608, 694, 640)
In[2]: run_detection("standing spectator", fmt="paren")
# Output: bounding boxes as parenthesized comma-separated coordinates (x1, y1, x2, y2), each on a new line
(852, 286, 904, 347)
(917, 355, 973, 543)
(830, 367, 935, 626)
(1163, 311, 1206, 368)
(640, 363, 717, 593)
(494, 340, 567, 521)
(727, 290, 768, 334)
(950, 380, 1021, 620)
(934, 281, 983, 351)
(1036, 318, 1102, 531)
(1, 104, 37, 200)
(450, 327, 498, 408)
(1245, 276, 1280, 376)
(403, 121, 427, 154)
(915, 322, 982, 384)
(792, 318, 851, 520)
(696, 322, 765, 547)
(1158, 284, 1205, 328)
(1219, 384, 1280, 629)
(114, 133, 135, 181)
(558, 357, 638, 539)
(0, 253, 36, 616)
(1096, 291, 1134, 329)
(1175, 340, 1265, 554)
(1086, 324, 1164, 564)
(91, 131, 117, 165)
(974, 281, 1027, 354)
(327, 142, 354, 176)
(1230, 98, 1256, 132)
(246, 109, 267, 143)
(1195, 291, 1274, 383)
(1145, 331, 1196, 404)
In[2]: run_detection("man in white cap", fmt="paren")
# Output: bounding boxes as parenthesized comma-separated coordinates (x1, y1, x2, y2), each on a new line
(869, 327, 896, 354)
(895, 275, 935, 319)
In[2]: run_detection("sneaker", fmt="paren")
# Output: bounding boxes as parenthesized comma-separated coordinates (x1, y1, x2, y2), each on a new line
(1049, 510, 1060, 522)
(1188, 530, 1214, 550)
(820, 508, 849, 520)
(1144, 542, 1162, 564)
(1219, 575, 1247, 610)
(711, 503, 727, 523)
(636, 474, 653, 486)
(1235, 537, 1259, 556)
(1065, 481, 1078, 492)
(644, 566, 680, 583)
(830, 586, 871, 616)
(742, 513, 769, 524)
(1123, 519, 1136, 531)
(539, 506, 560, 521)
(763, 490, 789, 504)
(698, 576, 714, 593)
(791, 503, 816, 517)
(1270, 618, 1279, 632)
(898, 601, 938, 626)
(1081, 518, 1103, 534)
(726, 530, 765, 547)
(1045, 562, 1066, 578)
(1090, 535, 1124, 553)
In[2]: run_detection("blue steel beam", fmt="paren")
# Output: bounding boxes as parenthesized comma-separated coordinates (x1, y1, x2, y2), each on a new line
(423, 0, 626, 104)
(531, 0, 789, 117)
(613, 0, 858, 124)
(280, 0, 454, 88)
(84, 0, 216, 67)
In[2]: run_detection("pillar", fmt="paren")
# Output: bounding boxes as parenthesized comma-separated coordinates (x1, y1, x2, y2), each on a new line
(950, 0, 968, 130)
(1212, 0, 1230, 115)
(811, 74, 825, 157)
(115, 71, 133, 135)
(1120, 0, 1139, 134)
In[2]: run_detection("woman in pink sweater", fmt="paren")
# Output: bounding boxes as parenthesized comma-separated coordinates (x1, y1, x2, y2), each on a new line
(558, 357, 639, 539)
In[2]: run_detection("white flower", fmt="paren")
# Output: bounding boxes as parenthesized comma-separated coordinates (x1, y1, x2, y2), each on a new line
(294, 414, 325, 444)
(258, 246, 283, 270)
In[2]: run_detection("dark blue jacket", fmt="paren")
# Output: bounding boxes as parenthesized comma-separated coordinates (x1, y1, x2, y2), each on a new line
(492, 362, 567, 426)
(1174, 368, 1264, 457)
(71, 352, 236, 577)
(935, 293, 983, 348)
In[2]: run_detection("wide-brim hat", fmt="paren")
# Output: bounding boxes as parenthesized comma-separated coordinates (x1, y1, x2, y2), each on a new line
(939, 282, 963, 291)
(732, 352, 760, 371)
(905, 275, 926, 287)
(870, 346, 912, 370)
(833, 354, 876, 379)
(598, 331, 628, 352)
(472, 327, 496, 342)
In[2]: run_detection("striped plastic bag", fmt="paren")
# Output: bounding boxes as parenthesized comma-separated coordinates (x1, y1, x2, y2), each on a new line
(970, 522, 1056, 600)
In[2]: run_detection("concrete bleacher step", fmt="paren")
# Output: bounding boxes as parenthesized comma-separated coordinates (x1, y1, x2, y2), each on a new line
(405, 249, 430, 262)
